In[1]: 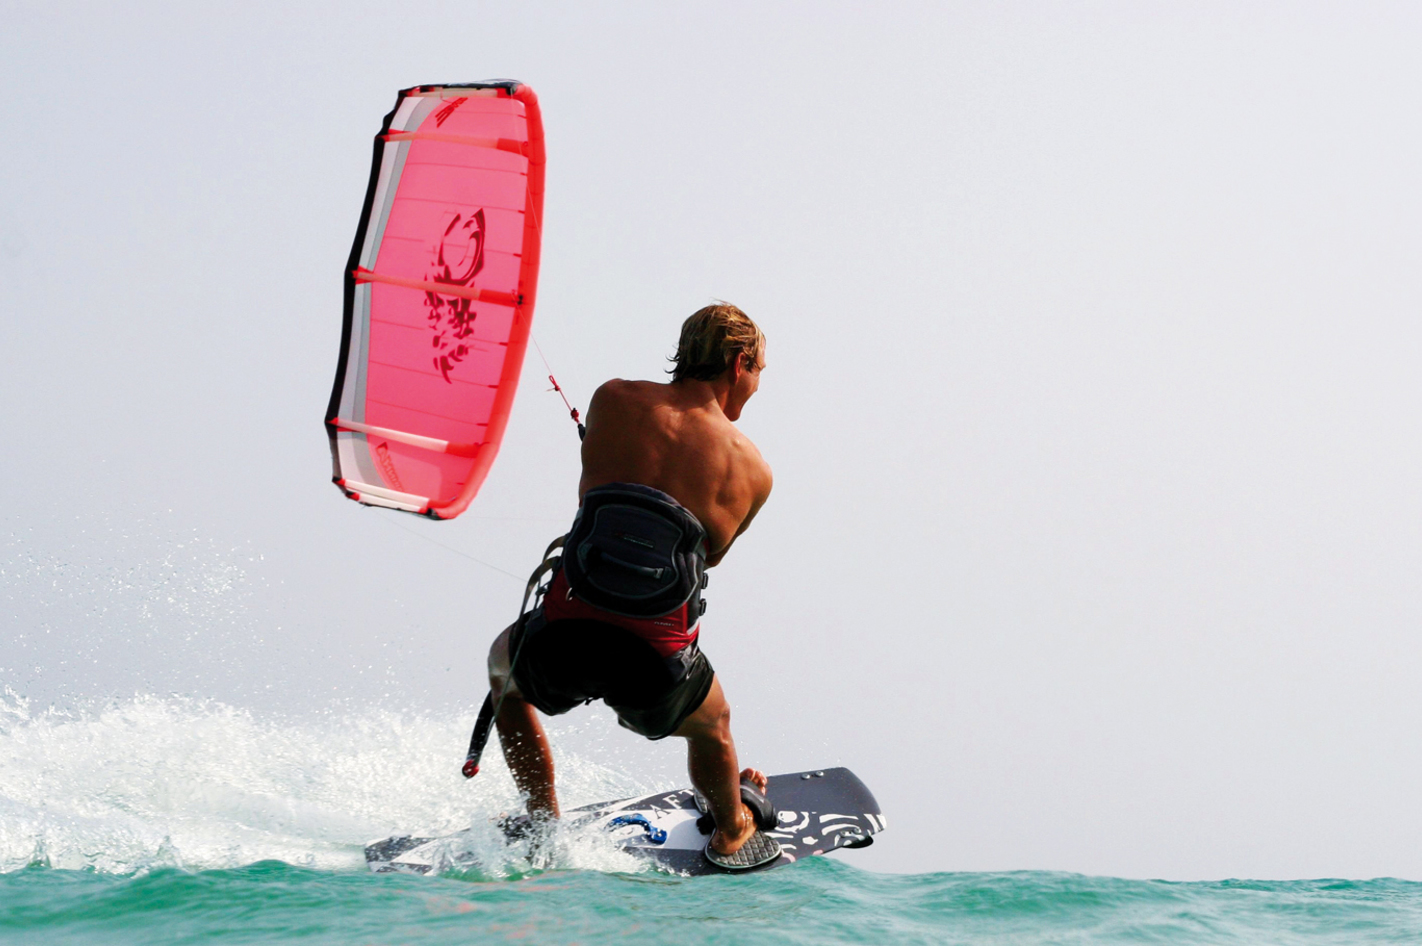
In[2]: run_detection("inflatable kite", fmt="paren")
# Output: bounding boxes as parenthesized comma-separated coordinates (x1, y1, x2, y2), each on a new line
(325, 81, 545, 518)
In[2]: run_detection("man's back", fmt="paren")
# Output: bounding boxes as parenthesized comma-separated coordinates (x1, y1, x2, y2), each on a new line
(578, 375, 771, 565)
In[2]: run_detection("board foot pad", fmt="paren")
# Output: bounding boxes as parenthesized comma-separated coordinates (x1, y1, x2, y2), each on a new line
(705, 830, 782, 870)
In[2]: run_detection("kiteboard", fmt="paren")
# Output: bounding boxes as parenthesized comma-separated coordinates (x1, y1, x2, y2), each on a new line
(365, 767, 884, 876)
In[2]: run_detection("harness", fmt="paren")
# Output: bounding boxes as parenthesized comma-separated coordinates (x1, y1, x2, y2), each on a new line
(561, 483, 709, 619)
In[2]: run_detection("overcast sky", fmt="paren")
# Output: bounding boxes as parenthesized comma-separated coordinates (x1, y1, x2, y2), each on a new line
(3, 1, 1420, 879)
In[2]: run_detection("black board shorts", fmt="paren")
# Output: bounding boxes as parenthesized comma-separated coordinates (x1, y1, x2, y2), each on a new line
(511, 617, 716, 740)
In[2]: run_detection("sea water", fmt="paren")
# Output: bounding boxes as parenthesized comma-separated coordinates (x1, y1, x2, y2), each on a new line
(2, 694, 1421, 945)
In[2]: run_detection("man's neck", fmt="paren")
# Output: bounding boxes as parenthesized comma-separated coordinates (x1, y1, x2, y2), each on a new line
(670, 377, 734, 417)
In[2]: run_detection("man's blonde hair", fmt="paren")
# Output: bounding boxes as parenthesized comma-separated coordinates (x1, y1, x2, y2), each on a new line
(668, 303, 765, 383)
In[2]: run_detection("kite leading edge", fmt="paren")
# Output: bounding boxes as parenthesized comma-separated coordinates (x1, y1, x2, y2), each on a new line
(325, 81, 546, 519)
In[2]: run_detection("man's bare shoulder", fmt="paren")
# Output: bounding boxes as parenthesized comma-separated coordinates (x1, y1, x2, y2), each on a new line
(732, 429, 773, 493)
(590, 378, 670, 406)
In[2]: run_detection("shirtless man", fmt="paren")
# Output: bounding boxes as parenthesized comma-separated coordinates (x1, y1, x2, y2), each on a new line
(486, 303, 773, 863)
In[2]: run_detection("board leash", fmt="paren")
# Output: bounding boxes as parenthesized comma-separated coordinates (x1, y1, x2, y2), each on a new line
(462, 534, 566, 777)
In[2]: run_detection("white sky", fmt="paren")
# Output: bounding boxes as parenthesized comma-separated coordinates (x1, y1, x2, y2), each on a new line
(3, 1, 1421, 879)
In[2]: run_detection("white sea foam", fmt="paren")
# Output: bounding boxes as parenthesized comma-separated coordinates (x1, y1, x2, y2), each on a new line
(0, 689, 656, 876)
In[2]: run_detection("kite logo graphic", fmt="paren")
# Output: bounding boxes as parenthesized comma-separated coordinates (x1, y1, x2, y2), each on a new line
(425, 208, 485, 383)
(433, 97, 467, 127)
(374, 442, 405, 491)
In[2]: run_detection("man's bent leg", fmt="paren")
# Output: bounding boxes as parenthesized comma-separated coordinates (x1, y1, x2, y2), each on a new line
(488, 626, 561, 819)
(672, 675, 765, 856)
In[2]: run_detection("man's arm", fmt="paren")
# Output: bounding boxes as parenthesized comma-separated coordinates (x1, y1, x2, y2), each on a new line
(705, 460, 773, 568)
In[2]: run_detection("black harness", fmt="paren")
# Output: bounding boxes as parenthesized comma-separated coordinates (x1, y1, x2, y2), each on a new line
(561, 483, 709, 619)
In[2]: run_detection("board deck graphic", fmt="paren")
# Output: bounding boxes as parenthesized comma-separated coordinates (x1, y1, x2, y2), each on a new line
(366, 767, 883, 876)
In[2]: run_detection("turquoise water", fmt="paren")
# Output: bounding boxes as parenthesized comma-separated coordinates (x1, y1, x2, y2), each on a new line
(4, 694, 1421, 945)
(4, 861, 1422, 945)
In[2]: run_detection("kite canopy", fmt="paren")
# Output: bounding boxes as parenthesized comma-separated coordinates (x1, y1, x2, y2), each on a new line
(326, 81, 545, 519)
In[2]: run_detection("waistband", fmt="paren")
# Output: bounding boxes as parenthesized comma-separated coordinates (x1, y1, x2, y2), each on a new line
(541, 567, 700, 659)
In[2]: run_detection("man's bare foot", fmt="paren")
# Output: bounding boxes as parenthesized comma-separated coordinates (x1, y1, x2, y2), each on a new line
(709, 767, 769, 856)
(710, 806, 755, 856)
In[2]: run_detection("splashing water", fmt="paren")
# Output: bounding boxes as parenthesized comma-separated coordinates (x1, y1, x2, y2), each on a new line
(0, 690, 651, 877)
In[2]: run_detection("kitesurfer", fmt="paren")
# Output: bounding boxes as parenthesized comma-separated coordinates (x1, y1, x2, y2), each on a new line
(486, 303, 774, 863)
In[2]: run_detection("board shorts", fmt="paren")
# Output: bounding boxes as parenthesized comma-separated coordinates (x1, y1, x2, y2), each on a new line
(509, 574, 716, 740)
